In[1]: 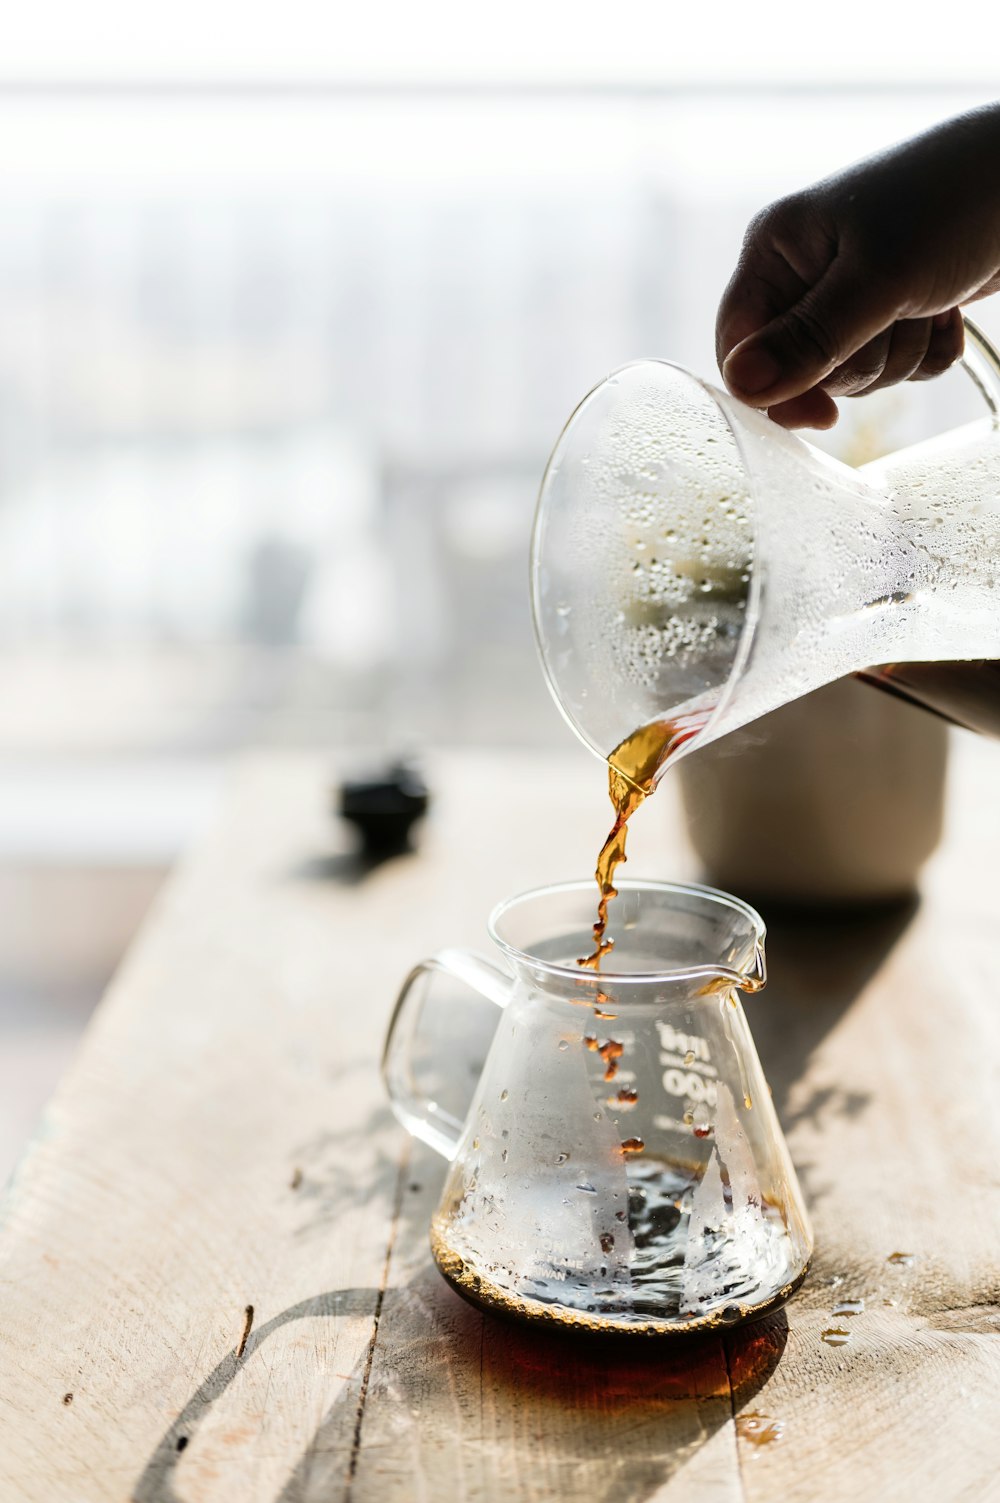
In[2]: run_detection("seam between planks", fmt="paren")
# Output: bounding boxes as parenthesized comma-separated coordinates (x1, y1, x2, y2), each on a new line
(344, 1141, 412, 1499)
(722, 1334, 748, 1503)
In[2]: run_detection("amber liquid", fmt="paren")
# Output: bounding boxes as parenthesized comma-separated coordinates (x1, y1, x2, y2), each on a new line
(579, 658, 1000, 970)
(860, 660, 1000, 736)
(579, 709, 710, 969)
(431, 1156, 806, 1336)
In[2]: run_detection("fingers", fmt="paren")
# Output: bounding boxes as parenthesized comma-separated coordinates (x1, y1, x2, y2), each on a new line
(830, 310, 964, 400)
(724, 305, 965, 427)
(722, 253, 903, 409)
(760, 314, 964, 427)
(908, 306, 965, 380)
(842, 319, 932, 395)
(715, 202, 818, 374)
(754, 311, 965, 427)
(820, 327, 894, 397)
(717, 183, 969, 429)
(835, 313, 964, 395)
(766, 389, 840, 430)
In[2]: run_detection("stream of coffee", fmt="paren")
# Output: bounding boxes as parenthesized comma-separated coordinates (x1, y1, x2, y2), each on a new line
(578, 654, 1000, 973)
(580, 659, 1000, 972)
(579, 708, 710, 970)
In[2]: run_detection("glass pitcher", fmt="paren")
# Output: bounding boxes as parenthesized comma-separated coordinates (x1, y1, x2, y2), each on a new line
(531, 316, 1000, 783)
(383, 879, 812, 1336)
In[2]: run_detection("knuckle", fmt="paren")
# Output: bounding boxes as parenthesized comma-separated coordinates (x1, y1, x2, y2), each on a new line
(916, 348, 961, 378)
(768, 190, 812, 227)
(824, 363, 881, 396)
(744, 192, 808, 248)
(845, 345, 888, 386)
(852, 355, 888, 385)
(785, 302, 842, 372)
(921, 319, 965, 376)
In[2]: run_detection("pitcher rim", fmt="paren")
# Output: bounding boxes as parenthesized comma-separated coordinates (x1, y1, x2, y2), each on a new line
(487, 877, 766, 990)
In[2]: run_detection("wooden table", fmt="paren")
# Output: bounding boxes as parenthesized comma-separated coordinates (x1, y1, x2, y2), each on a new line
(1, 744, 999, 1502)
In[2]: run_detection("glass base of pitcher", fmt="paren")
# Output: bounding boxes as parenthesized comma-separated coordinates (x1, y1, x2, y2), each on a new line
(430, 1226, 809, 1338)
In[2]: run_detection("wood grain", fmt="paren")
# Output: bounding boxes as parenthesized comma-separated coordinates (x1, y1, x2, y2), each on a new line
(0, 739, 997, 1502)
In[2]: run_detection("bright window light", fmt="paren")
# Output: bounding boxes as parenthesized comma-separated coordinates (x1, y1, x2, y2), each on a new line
(2, 1, 997, 87)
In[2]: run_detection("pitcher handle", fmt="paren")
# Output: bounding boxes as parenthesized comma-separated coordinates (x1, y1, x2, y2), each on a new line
(960, 316, 1000, 425)
(382, 948, 512, 1161)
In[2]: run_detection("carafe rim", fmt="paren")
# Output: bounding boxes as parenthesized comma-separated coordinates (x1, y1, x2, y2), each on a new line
(529, 355, 764, 775)
(488, 877, 766, 991)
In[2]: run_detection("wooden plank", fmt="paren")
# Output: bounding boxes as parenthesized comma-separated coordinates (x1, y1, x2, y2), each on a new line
(348, 1146, 743, 1503)
(0, 754, 403, 1503)
(0, 738, 998, 1501)
(350, 739, 1000, 1502)
(724, 732, 1000, 1501)
(0, 747, 692, 1502)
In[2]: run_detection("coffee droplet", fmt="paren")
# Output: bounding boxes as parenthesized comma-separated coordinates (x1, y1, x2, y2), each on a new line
(615, 1087, 639, 1109)
(831, 1298, 864, 1317)
(620, 1137, 645, 1154)
(887, 1251, 916, 1267)
(683, 1050, 696, 1066)
(599, 1039, 624, 1081)
(821, 1326, 851, 1347)
(736, 1412, 785, 1446)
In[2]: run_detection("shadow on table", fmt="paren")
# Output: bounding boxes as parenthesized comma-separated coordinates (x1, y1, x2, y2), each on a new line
(135, 1111, 791, 1503)
(135, 903, 921, 1502)
(343, 1269, 788, 1503)
(133, 1261, 787, 1503)
(745, 895, 919, 1124)
(288, 844, 418, 886)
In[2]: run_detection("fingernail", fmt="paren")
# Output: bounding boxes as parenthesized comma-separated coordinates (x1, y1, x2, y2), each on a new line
(722, 340, 782, 398)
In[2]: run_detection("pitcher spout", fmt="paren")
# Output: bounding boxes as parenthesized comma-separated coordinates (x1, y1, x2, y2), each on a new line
(741, 939, 767, 994)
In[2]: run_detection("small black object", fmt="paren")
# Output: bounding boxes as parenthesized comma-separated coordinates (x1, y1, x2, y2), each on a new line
(337, 761, 430, 855)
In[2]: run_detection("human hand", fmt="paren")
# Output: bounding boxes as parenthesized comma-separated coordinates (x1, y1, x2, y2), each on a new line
(716, 105, 1000, 428)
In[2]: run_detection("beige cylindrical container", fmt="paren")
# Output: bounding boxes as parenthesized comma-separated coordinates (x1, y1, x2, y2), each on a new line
(677, 676, 949, 906)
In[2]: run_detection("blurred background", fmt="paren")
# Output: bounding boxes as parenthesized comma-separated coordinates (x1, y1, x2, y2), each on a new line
(1, 1, 998, 1177)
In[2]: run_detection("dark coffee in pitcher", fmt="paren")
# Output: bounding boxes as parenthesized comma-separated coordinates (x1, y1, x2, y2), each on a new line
(861, 660, 1000, 737)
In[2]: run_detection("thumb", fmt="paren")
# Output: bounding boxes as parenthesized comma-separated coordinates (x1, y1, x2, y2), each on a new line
(722, 256, 901, 407)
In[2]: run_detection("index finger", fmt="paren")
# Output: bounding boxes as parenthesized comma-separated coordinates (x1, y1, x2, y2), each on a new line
(715, 219, 812, 370)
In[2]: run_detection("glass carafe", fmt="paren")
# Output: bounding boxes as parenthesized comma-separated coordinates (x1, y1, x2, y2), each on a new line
(383, 879, 812, 1336)
(531, 317, 1000, 781)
